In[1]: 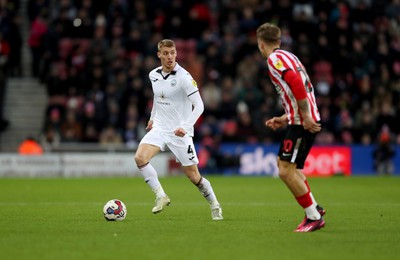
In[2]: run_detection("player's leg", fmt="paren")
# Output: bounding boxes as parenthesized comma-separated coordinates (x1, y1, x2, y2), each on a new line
(296, 169, 316, 205)
(278, 126, 324, 231)
(135, 131, 170, 214)
(277, 158, 310, 199)
(295, 128, 326, 217)
(181, 164, 223, 220)
(169, 136, 223, 220)
(295, 169, 325, 228)
(278, 158, 323, 231)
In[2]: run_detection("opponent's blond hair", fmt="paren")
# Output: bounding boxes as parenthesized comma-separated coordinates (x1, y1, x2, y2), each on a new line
(157, 39, 175, 51)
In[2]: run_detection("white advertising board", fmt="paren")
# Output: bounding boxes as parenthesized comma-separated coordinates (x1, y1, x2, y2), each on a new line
(0, 153, 171, 177)
(0, 154, 61, 177)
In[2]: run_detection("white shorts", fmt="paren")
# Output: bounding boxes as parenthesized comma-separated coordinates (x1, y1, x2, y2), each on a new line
(139, 129, 199, 166)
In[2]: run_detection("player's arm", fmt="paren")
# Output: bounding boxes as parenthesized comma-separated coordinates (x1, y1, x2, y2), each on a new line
(297, 99, 321, 133)
(283, 69, 321, 133)
(146, 94, 156, 131)
(265, 114, 288, 130)
(175, 76, 204, 136)
(182, 91, 204, 130)
(175, 91, 204, 137)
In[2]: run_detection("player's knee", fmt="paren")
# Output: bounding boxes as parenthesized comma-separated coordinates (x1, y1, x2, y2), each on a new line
(134, 153, 147, 167)
(278, 161, 294, 180)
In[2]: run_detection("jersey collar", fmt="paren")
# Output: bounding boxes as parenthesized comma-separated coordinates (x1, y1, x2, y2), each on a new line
(156, 63, 179, 80)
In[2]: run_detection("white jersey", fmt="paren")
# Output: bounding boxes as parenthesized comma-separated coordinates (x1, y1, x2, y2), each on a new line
(149, 63, 203, 137)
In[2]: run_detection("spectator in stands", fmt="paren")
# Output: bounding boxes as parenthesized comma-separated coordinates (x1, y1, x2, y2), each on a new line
(60, 109, 83, 142)
(34, 0, 400, 147)
(44, 107, 62, 135)
(373, 125, 396, 175)
(18, 137, 43, 155)
(0, 32, 10, 72)
(99, 124, 122, 145)
(82, 123, 98, 143)
(39, 125, 61, 151)
(236, 103, 258, 143)
(220, 120, 239, 143)
(28, 9, 48, 77)
(123, 118, 138, 149)
(7, 14, 22, 76)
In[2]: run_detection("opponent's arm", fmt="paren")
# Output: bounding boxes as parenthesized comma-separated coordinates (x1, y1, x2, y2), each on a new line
(146, 95, 156, 131)
(175, 91, 204, 136)
(182, 91, 204, 130)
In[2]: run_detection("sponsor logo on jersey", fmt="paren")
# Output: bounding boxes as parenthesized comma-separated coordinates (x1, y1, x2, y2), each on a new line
(274, 59, 283, 69)
(191, 79, 198, 88)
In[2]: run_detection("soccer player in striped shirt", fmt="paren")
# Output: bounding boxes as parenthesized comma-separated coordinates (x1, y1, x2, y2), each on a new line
(134, 39, 223, 220)
(256, 23, 325, 232)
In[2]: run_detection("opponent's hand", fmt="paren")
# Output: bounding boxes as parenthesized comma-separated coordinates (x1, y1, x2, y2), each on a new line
(174, 127, 186, 137)
(302, 117, 321, 133)
(265, 116, 287, 131)
(145, 120, 153, 131)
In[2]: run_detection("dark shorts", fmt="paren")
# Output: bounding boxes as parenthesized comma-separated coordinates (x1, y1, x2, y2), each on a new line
(278, 124, 317, 169)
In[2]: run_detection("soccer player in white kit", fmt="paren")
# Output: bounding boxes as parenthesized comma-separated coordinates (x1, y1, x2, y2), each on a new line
(134, 39, 223, 220)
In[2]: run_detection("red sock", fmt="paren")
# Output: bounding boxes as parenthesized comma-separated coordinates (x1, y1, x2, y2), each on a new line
(304, 180, 310, 192)
(296, 192, 313, 208)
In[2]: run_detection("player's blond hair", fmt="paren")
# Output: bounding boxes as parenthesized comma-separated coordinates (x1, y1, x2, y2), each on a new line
(157, 39, 175, 51)
(256, 23, 281, 45)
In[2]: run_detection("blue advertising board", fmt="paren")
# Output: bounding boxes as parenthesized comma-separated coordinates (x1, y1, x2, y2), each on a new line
(197, 144, 400, 176)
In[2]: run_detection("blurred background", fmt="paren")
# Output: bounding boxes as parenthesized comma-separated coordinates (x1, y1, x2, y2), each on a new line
(0, 0, 399, 176)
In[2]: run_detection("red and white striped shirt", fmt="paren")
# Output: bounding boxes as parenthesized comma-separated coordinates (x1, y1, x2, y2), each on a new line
(267, 49, 320, 125)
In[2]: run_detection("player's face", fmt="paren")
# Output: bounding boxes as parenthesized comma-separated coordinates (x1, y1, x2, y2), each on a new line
(158, 46, 177, 72)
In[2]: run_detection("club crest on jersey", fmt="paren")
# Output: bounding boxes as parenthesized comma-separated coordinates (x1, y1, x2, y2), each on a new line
(274, 59, 283, 69)
(191, 79, 198, 88)
(171, 79, 177, 87)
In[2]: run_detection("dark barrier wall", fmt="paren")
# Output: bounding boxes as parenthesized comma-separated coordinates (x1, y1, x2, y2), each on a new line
(197, 144, 400, 176)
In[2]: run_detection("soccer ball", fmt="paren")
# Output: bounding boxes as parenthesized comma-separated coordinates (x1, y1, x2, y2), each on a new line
(103, 199, 127, 221)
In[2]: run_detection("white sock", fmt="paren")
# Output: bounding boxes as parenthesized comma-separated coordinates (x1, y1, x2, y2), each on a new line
(310, 192, 317, 205)
(197, 177, 219, 208)
(139, 163, 166, 198)
(305, 203, 321, 220)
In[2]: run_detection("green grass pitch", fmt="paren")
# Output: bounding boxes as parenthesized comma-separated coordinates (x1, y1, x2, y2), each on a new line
(0, 176, 399, 260)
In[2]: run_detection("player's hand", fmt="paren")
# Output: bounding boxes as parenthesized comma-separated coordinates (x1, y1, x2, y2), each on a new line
(302, 117, 321, 133)
(174, 127, 186, 137)
(265, 116, 287, 131)
(145, 120, 153, 131)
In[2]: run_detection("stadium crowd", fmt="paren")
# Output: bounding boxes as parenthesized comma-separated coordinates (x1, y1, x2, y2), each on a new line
(0, 0, 21, 132)
(2, 0, 400, 149)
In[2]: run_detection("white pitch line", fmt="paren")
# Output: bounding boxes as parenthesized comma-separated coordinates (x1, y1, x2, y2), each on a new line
(0, 202, 398, 206)
(0, 202, 288, 206)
